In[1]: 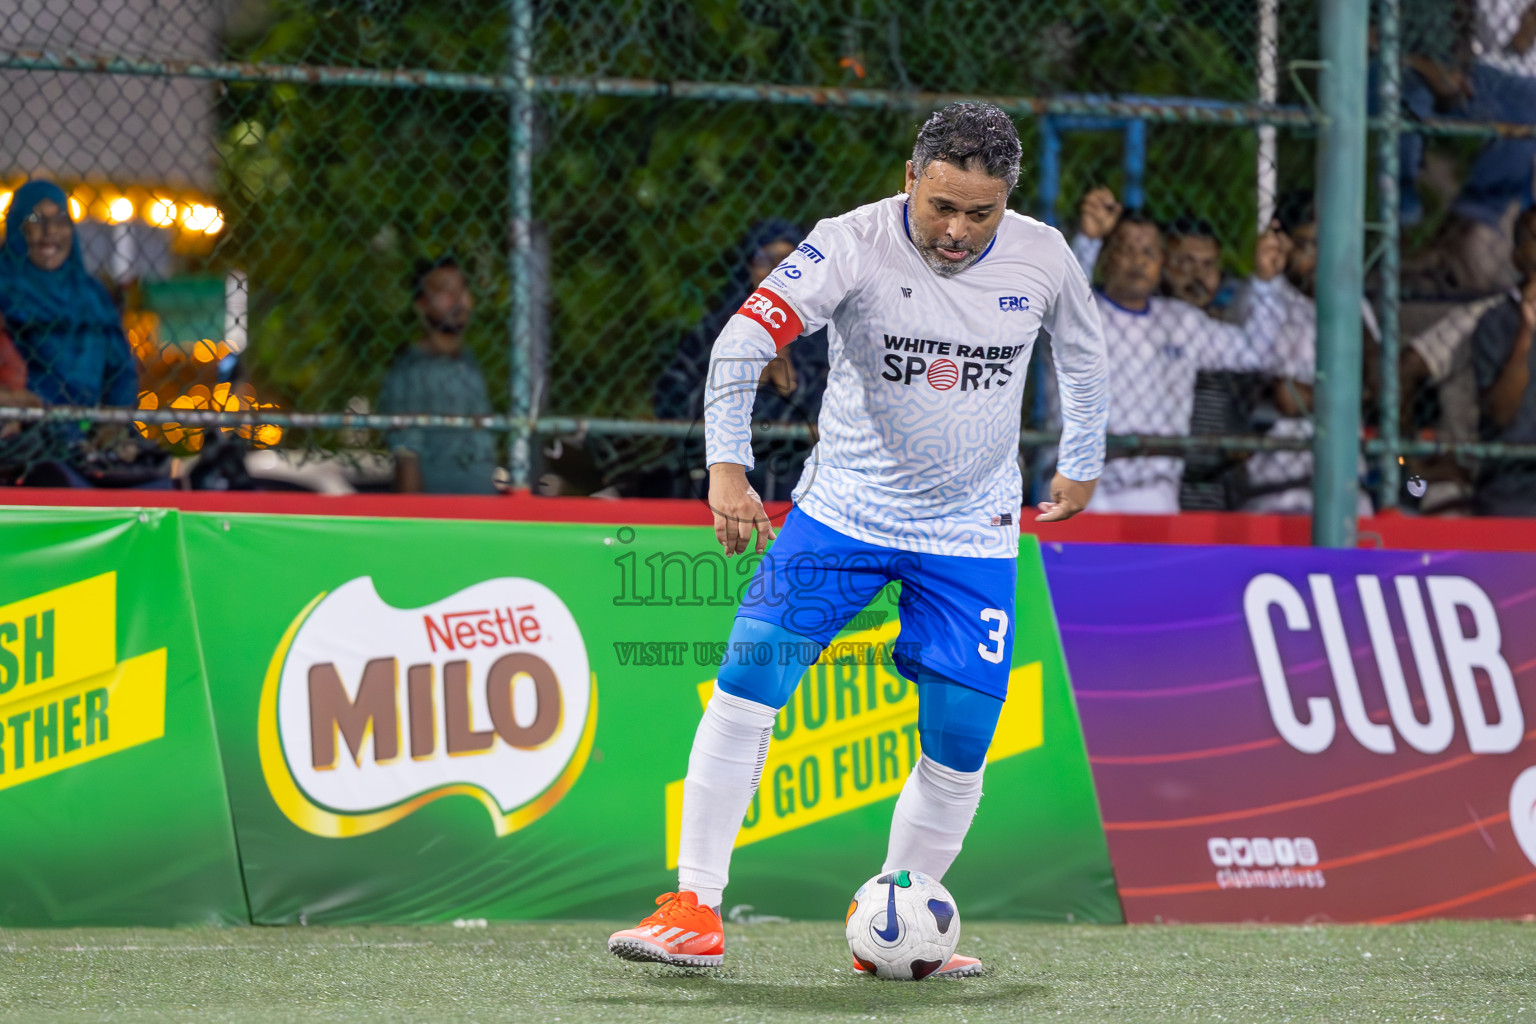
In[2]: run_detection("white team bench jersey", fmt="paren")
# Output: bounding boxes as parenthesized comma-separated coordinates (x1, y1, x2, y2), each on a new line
(1095, 287, 1279, 495)
(704, 193, 1108, 559)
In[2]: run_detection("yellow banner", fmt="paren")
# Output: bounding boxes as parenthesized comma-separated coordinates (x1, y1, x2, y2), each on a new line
(0, 648, 167, 792)
(665, 621, 1044, 868)
(0, 572, 116, 712)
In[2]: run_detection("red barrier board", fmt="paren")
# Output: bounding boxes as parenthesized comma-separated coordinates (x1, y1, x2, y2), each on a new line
(3, 489, 1536, 550)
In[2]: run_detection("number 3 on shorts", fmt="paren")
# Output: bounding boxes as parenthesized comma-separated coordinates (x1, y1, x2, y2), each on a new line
(977, 607, 1009, 664)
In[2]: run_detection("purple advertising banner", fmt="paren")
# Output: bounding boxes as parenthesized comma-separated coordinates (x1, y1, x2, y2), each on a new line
(1043, 543, 1536, 923)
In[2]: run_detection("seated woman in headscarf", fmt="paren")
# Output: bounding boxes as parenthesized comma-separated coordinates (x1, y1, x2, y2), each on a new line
(0, 181, 138, 425)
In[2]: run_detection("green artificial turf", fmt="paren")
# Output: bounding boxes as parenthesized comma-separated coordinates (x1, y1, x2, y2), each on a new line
(0, 920, 1532, 1023)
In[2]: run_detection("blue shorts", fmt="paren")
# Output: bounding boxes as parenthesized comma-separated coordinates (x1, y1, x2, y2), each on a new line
(735, 507, 1018, 699)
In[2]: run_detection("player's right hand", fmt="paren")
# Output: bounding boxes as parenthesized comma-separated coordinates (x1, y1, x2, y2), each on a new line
(1079, 187, 1122, 240)
(1036, 472, 1097, 522)
(709, 462, 777, 556)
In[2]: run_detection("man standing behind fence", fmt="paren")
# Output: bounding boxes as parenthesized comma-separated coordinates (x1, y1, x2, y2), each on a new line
(376, 255, 500, 495)
(606, 102, 1108, 976)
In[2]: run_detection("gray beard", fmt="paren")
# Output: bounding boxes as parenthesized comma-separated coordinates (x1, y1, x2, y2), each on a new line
(917, 245, 981, 277)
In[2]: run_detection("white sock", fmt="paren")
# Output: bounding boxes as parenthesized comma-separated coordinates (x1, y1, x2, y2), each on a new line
(882, 754, 984, 881)
(676, 685, 777, 910)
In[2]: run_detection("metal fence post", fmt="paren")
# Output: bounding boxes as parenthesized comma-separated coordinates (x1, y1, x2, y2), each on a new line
(1312, 0, 1369, 547)
(508, 0, 535, 490)
(1376, 0, 1403, 510)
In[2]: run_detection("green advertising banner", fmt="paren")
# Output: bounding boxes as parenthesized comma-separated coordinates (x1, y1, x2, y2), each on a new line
(0, 508, 247, 926)
(182, 511, 1118, 925)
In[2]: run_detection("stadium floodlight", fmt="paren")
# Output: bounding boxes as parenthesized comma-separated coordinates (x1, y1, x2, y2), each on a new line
(107, 197, 134, 224)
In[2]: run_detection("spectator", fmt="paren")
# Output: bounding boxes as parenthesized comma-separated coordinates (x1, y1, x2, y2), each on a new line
(1243, 192, 1377, 515)
(376, 255, 500, 494)
(1397, 292, 1505, 513)
(1472, 206, 1536, 514)
(1072, 191, 1239, 319)
(0, 181, 137, 414)
(1069, 186, 1121, 280)
(654, 220, 829, 500)
(1397, 0, 1536, 295)
(1071, 192, 1266, 507)
(1163, 215, 1242, 320)
(1086, 210, 1287, 513)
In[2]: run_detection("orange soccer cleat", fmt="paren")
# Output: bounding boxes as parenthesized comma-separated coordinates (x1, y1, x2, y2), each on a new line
(608, 891, 725, 967)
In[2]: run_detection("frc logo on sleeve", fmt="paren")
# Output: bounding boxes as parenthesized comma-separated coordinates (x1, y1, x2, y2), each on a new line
(735, 287, 804, 347)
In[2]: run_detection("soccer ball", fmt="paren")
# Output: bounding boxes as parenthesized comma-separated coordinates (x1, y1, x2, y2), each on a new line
(844, 869, 960, 980)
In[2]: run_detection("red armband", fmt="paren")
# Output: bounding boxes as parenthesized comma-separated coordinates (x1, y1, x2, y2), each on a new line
(734, 287, 804, 348)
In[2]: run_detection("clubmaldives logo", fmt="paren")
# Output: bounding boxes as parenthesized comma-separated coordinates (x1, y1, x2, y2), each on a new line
(1206, 835, 1326, 889)
(259, 577, 596, 838)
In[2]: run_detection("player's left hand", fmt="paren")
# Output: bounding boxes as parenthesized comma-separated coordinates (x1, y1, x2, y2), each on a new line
(1035, 473, 1096, 522)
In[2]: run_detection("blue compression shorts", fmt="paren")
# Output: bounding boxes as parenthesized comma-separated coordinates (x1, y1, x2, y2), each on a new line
(735, 506, 1018, 699)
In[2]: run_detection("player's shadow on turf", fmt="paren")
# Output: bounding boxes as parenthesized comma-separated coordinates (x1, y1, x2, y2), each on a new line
(580, 976, 1050, 1012)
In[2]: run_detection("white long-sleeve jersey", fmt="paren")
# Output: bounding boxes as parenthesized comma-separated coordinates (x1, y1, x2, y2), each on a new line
(704, 194, 1109, 559)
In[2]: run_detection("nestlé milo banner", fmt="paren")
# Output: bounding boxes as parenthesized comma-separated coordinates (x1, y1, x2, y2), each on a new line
(182, 513, 1117, 925)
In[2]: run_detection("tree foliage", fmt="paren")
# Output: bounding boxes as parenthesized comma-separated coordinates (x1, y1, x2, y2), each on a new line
(216, 0, 1317, 418)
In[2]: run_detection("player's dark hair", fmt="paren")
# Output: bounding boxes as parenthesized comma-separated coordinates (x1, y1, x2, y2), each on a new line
(412, 253, 461, 302)
(1275, 191, 1316, 235)
(1104, 208, 1160, 250)
(911, 103, 1022, 191)
(1164, 214, 1218, 245)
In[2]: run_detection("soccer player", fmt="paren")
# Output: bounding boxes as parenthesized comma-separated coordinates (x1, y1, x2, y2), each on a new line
(608, 103, 1108, 976)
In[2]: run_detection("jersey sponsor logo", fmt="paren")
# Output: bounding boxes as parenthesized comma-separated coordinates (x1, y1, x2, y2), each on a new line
(881, 353, 1014, 392)
(997, 295, 1031, 312)
(778, 263, 802, 279)
(735, 287, 804, 347)
(796, 242, 824, 263)
(881, 335, 1026, 361)
(926, 359, 959, 390)
(900, 287, 912, 298)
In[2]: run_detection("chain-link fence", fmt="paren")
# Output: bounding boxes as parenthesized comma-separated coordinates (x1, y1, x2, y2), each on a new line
(0, 0, 1532, 516)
